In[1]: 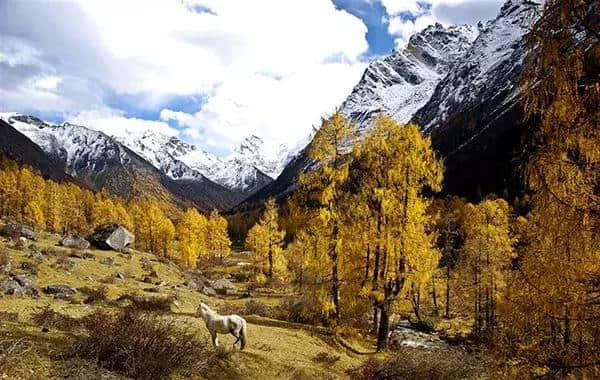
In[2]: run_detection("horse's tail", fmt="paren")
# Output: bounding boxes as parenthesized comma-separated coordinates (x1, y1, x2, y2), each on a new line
(240, 319, 247, 350)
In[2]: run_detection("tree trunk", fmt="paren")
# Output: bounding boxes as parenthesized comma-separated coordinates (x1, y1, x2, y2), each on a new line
(376, 303, 390, 351)
(445, 266, 451, 318)
(564, 305, 571, 345)
(432, 277, 439, 317)
(268, 248, 273, 279)
(332, 259, 340, 320)
(372, 306, 379, 335)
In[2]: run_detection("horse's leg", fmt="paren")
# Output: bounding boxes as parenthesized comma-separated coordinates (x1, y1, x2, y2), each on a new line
(211, 331, 219, 348)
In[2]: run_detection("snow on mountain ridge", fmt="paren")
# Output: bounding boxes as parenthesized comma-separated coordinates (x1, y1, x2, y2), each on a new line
(340, 23, 479, 131)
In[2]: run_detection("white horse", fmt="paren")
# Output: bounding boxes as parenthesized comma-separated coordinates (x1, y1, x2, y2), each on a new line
(197, 302, 247, 350)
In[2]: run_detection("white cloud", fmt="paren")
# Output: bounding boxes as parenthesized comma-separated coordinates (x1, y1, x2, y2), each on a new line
(69, 109, 179, 139)
(380, 0, 504, 47)
(0, 0, 369, 155)
(160, 61, 365, 156)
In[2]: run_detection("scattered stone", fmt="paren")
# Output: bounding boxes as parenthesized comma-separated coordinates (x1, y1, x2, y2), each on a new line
(140, 257, 153, 272)
(115, 272, 125, 280)
(0, 258, 11, 274)
(28, 247, 44, 262)
(41, 327, 49, 333)
(0, 221, 36, 240)
(44, 285, 77, 298)
(211, 278, 237, 296)
(201, 286, 217, 297)
(186, 280, 199, 290)
(0, 278, 25, 296)
(0, 274, 36, 296)
(100, 257, 115, 266)
(148, 270, 158, 279)
(20, 262, 38, 275)
(60, 235, 90, 250)
(143, 286, 160, 293)
(88, 223, 134, 251)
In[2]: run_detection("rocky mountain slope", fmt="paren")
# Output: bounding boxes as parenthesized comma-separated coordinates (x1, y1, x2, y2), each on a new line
(341, 23, 478, 131)
(0, 114, 240, 211)
(413, 0, 541, 197)
(243, 0, 541, 206)
(0, 119, 73, 184)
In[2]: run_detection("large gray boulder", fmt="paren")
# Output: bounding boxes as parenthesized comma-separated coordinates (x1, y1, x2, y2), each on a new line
(1, 221, 36, 240)
(60, 235, 90, 250)
(88, 223, 134, 251)
(211, 278, 237, 296)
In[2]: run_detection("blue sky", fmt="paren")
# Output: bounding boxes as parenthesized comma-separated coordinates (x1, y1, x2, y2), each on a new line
(0, 0, 505, 157)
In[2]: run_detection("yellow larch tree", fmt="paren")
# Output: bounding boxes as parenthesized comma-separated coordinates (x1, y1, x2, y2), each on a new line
(206, 209, 231, 263)
(350, 116, 443, 350)
(177, 208, 208, 268)
(246, 198, 286, 280)
(296, 109, 356, 320)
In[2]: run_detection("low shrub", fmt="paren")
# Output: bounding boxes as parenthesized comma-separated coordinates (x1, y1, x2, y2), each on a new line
(117, 294, 173, 313)
(218, 303, 244, 316)
(348, 347, 485, 380)
(0, 311, 18, 322)
(312, 352, 340, 365)
(346, 358, 382, 380)
(31, 305, 81, 331)
(244, 300, 274, 318)
(79, 286, 108, 304)
(76, 309, 213, 379)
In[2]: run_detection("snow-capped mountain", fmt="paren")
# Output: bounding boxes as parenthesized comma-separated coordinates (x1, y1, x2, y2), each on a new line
(112, 130, 297, 195)
(341, 23, 479, 130)
(0, 113, 241, 211)
(243, 0, 541, 206)
(414, 0, 540, 133)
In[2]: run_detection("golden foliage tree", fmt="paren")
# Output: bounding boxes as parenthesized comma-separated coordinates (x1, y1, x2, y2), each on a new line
(295, 110, 356, 320)
(350, 116, 443, 350)
(176, 208, 208, 268)
(206, 209, 231, 263)
(245, 198, 286, 280)
(497, 0, 600, 373)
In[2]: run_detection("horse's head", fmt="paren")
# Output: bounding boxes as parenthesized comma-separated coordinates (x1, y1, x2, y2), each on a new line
(197, 302, 211, 318)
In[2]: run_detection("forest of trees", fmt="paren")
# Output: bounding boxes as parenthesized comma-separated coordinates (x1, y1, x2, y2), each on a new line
(240, 0, 600, 374)
(0, 155, 231, 268)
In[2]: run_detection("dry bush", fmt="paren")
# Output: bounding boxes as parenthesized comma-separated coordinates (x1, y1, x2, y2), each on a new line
(218, 303, 244, 316)
(0, 339, 31, 371)
(312, 352, 340, 365)
(244, 300, 274, 318)
(12, 237, 25, 251)
(346, 358, 382, 380)
(76, 309, 213, 379)
(348, 348, 485, 380)
(117, 294, 173, 313)
(54, 256, 75, 271)
(0, 311, 18, 322)
(41, 247, 64, 257)
(79, 286, 108, 304)
(32, 305, 81, 331)
(0, 246, 11, 269)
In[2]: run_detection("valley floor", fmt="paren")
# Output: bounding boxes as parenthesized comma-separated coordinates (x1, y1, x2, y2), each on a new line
(0, 232, 384, 379)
